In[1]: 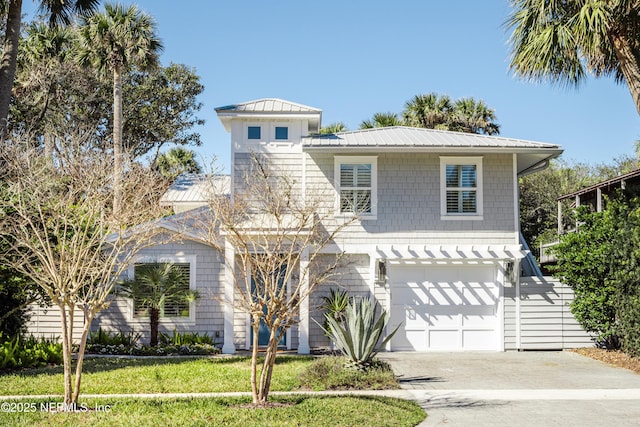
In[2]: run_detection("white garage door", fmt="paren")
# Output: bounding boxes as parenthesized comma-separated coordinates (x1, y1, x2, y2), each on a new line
(389, 263, 500, 351)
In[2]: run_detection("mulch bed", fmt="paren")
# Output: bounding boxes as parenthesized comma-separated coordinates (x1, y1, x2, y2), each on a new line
(572, 348, 640, 374)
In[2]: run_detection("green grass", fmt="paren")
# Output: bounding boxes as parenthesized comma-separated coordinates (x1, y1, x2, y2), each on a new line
(0, 356, 313, 395)
(0, 396, 426, 427)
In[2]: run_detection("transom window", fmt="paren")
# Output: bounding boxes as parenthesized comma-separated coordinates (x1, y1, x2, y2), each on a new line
(440, 157, 483, 219)
(275, 126, 288, 140)
(335, 156, 377, 218)
(248, 126, 261, 140)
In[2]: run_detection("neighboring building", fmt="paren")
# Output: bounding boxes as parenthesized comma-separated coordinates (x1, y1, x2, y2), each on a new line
(27, 98, 593, 352)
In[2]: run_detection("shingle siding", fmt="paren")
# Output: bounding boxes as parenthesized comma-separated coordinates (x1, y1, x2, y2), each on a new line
(92, 238, 225, 345)
(305, 152, 516, 245)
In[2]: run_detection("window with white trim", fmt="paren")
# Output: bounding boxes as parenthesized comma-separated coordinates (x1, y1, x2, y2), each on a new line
(335, 156, 377, 217)
(274, 126, 288, 140)
(440, 156, 483, 219)
(128, 256, 196, 321)
(248, 126, 261, 140)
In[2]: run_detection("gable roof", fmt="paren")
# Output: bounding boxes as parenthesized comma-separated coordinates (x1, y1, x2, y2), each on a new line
(215, 98, 322, 133)
(302, 126, 562, 175)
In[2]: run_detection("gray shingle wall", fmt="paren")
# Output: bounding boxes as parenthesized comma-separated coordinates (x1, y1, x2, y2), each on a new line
(92, 239, 225, 345)
(305, 152, 517, 245)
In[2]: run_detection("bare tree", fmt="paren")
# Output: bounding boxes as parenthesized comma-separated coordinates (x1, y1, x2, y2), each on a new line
(200, 153, 357, 405)
(0, 132, 167, 407)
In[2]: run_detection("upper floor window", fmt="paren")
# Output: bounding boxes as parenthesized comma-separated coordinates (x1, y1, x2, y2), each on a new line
(335, 156, 377, 218)
(440, 156, 483, 220)
(248, 126, 261, 140)
(275, 126, 289, 140)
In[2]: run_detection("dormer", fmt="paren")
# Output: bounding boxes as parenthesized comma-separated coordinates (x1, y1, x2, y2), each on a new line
(215, 98, 322, 153)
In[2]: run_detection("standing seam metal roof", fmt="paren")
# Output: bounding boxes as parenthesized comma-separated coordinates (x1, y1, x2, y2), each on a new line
(215, 98, 322, 114)
(302, 126, 559, 149)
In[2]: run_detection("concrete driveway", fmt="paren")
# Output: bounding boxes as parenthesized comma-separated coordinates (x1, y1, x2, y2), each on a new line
(377, 351, 640, 427)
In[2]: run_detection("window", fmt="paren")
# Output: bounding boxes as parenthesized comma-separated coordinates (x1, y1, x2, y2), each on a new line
(275, 126, 288, 140)
(132, 261, 193, 319)
(335, 156, 377, 217)
(248, 126, 261, 140)
(440, 157, 483, 219)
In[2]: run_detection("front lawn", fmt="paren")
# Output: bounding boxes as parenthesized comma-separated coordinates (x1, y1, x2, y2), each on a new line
(1, 356, 312, 395)
(0, 396, 426, 427)
(0, 355, 425, 426)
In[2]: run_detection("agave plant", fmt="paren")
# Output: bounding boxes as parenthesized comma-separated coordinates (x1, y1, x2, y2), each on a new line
(321, 297, 400, 371)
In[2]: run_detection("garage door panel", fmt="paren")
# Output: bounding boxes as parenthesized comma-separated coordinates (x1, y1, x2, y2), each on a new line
(390, 263, 500, 351)
(462, 330, 496, 350)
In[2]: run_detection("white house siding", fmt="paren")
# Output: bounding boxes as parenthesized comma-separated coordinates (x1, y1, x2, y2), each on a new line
(92, 238, 225, 345)
(304, 152, 517, 246)
(308, 254, 372, 348)
(25, 304, 85, 342)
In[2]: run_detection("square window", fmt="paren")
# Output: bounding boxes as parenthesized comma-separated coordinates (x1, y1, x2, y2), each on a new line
(132, 262, 192, 318)
(440, 157, 483, 219)
(248, 126, 261, 140)
(275, 126, 288, 140)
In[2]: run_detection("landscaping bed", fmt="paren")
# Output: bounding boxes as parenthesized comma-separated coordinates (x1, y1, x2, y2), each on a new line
(573, 347, 640, 374)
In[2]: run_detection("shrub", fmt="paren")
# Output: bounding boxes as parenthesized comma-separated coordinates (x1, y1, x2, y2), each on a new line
(87, 327, 142, 347)
(320, 288, 350, 337)
(0, 334, 63, 370)
(159, 329, 214, 346)
(298, 356, 398, 390)
(320, 298, 399, 371)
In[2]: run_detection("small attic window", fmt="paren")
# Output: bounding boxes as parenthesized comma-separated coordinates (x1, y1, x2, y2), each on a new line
(275, 126, 288, 140)
(248, 126, 261, 140)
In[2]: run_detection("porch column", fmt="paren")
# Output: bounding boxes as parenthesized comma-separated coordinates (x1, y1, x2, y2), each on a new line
(222, 239, 236, 354)
(298, 248, 310, 354)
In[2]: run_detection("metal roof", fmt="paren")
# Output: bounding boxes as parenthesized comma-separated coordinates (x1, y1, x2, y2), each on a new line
(302, 126, 559, 150)
(160, 174, 230, 206)
(215, 98, 321, 114)
(302, 126, 562, 175)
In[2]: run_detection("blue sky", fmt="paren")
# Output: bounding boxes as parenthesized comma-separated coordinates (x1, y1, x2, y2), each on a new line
(24, 1, 640, 171)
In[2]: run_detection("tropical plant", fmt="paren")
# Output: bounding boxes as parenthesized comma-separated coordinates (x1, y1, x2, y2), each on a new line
(118, 263, 199, 347)
(359, 112, 402, 129)
(318, 122, 347, 134)
(450, 98, 500, 135)
(77, 3, 163, 215)
(320, 288, 351, 337)
(155, 147, 202, 180)
(506, 0, 640, 116)
(0, 0, 99, 138)
(159, 329, 214, 346)
(87, 327, 141, 347)
(0, 333, 63, 370)
(320, 297, 400, 371)
(402, 93, 453, 129)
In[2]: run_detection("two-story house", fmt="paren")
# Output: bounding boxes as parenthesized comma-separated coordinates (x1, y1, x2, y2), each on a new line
(32, 98, 592, 352)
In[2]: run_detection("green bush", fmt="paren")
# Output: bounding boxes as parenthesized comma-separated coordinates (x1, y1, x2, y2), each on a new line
(159, 328, 214, 346)
(0, 334, 62, 370)
(88, 327, 142, 346)
(298, 356, 398, 390)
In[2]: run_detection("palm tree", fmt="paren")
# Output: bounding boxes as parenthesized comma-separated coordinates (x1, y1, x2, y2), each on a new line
(359, 112, 402, 129)
(318, 122, 347, 134)
(0, 0, 99, 138)
(119, 263, 198, 347)
(77, 3, 162, 216)
(402, 93, 453, 129)
(450, 98, 500, 135)
(155, 147, 202, 181)
(506, 0, 640, 116)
